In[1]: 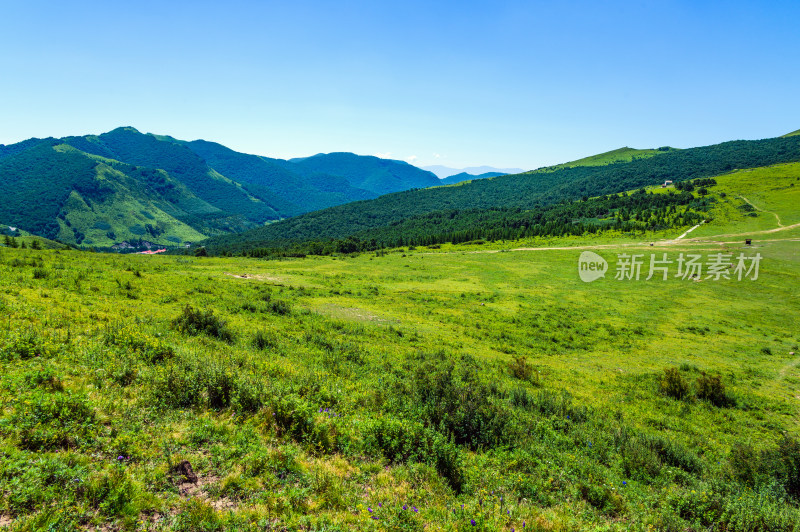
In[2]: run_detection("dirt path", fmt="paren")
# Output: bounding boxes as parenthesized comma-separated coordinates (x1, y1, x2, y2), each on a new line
(739, 195, 783, 227)
(681, 221, 800, 241)
(674, 223, 702, 241)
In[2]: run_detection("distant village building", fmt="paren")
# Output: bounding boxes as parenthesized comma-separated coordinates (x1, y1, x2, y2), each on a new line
(661, 180, 673, 188)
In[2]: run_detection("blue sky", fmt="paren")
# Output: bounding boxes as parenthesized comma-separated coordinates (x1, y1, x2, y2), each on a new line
(1, 0, 798, 170)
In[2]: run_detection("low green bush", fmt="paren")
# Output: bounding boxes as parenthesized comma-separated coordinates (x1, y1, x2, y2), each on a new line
(172, 305, 235, 343)
(660, 367, 690, 400)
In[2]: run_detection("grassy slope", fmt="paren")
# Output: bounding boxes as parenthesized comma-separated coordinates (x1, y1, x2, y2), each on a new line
(782, 129, 800, 138)
(204, 136, 800, 252)
(0, 165, 798, 529)
(545, 146, 673, 170)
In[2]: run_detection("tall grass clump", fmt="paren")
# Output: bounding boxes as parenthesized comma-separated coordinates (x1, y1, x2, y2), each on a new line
(171, 305, 235, 343)
(660, 367, 690, 400)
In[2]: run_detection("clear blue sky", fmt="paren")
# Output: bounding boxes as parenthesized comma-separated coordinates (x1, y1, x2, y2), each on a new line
(1, 0, 798, 170)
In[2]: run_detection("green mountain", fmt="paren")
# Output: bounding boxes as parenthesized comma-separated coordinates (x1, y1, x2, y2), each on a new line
(182, 141, 375, 216)
(0, 128, 444, 247)
(783, 128, 800, 138)
(439, 171, 506, 185)
(202, 135, 800, 253)
(0, 140, 222, 247)
(287, 152, 441, 195)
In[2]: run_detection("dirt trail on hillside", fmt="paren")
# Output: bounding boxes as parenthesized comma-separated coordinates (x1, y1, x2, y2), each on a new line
(739, 195, 783, 227)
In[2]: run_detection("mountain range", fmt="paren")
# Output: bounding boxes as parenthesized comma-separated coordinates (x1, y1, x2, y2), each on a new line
(3, 127, 799, 253)
(202, 134, 800, 254)
(0, 128, 441, 247)
(423, 164, 524, 179)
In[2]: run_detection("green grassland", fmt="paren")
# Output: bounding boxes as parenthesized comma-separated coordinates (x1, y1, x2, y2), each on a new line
(0, 162, 799, 530)
(543, 146, 676, 170)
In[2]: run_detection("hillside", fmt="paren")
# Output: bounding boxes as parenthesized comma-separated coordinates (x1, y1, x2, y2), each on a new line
(202, 135, 800, 253)
(545, 146, 676, 169)
(287, 152, 441, 195)
(1, 169, 798, 529)
(438, 171, 505, 185)
(423, 164, 524, 178)
(0, 129, 443, 247)
(783, 128, 800, 138)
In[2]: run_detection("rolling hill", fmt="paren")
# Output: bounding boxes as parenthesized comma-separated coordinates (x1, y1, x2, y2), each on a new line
(287, 152, 441, 195)
(423, 164, 524, 178)
(202, 134, 800, 254)
(438, 171, 506, 185)
(0, 128, 443, 247)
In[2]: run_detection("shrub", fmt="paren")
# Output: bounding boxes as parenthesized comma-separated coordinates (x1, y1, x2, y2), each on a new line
(409, 357, 515, 449)
(364, 417, 464, 492)
(252, 330, 278, 350)
(696, 373, 734, 407)
(579, 483, 626, 517)
(509, 354, 534, 381)
(148, 362, 205, 409)
(32, 267, 48, 279)
(660, 367, 690, 400)
(266, 298, 291, 316)
(171, 305, 235, 343)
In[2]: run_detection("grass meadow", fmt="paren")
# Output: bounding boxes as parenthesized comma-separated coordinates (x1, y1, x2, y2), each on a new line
(0, 171, 798, 530)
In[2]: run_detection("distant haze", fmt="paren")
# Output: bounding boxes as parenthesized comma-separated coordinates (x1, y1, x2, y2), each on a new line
(422, 165, 525, 179)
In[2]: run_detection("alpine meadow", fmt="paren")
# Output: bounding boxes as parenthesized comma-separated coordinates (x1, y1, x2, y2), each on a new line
(1, 125, 799, 531)
(2, 2, 800, 530)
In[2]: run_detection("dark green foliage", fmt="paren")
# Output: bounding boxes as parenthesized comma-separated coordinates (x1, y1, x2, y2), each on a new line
(730, 436, 800, 502)
(364, 416, 465, 492)
(696, 372, 734, 407)
(0, 142, 98, 239)
(619, 430, 701, 480)
(221, 187, 710, 255)
(171, 305, 235, 343)
(660, 367, 691, 400)
(579, 483, 625, 517)
(530, 389, 589, 422)
(509, 354, 534, 381)
(266, 298, 291, 315)
(205, 136, 800, 253)
(252, 329, 278, 350)
(405, 355, 515, 450)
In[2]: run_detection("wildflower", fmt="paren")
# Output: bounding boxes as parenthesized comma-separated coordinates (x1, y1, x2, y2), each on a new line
(371, 515, 378, 520)
(471, 519, 476, 526)
(368, 507, 373, 513)
(412, 506, 418, 513)
(378, 502, 382, 507)
(117, 456, 124, 461)
(403, 505, 407, 510)
(623, 481, 627, 486)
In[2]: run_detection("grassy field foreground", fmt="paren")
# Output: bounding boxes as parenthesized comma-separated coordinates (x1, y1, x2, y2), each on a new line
(1, 166, 800, 530)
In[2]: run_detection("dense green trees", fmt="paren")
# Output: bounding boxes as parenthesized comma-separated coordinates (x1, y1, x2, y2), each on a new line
(204, 136, 800, 254)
